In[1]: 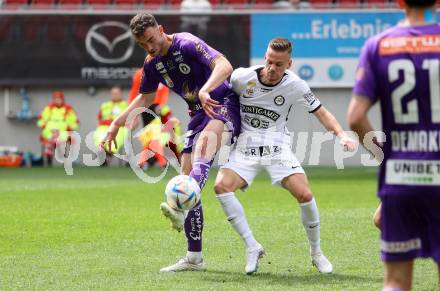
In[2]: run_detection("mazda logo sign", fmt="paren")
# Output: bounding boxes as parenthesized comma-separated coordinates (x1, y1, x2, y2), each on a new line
(85, 21, 134, 64)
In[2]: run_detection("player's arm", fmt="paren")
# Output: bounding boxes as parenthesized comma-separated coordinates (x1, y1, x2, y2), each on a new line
(101, 92, 155, 151)
(199, 56, 233, 118)
(313, 106, 356, 151)
(347, 94, 374, 144)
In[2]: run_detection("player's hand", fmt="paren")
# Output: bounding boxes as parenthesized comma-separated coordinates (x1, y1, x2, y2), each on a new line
(199, 90, 221, 119)
(100, 123, 120, 153)
(339, 134, 357, 152)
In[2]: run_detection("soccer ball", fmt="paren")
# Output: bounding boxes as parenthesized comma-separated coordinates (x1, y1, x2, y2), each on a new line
(165, 175, 201, 211)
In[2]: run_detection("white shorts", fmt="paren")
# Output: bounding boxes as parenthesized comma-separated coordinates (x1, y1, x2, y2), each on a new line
(221, 144, 305, 191)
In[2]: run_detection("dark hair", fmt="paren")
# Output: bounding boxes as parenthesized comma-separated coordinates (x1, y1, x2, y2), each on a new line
(129, 13, 158, 37)
(269, 38, 292, 55)
(404, 0, 437, 8)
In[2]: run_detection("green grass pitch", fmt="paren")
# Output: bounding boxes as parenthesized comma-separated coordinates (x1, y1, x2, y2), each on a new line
(0, 167, 438, 290)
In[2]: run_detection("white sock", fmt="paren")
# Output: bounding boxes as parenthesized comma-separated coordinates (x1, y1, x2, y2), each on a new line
(216, 192, 258, 250)
(300, 198, 321, 255)
(186, 251, 202, 263)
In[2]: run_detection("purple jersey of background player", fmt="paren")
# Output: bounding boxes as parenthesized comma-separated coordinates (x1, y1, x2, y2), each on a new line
(354, 23, 440, 197)
(140, 32, 235, 115)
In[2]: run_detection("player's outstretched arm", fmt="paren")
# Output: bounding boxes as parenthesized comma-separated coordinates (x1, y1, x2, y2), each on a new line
(101, 92, 155, 152)
(199, 56, 233, 118)
(347, 94, 375, 146)
(313, 106, 356, 152)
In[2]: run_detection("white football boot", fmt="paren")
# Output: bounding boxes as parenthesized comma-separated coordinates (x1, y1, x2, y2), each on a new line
(159, 257, 206, 272)
(160, 202, 184, 232)
(245, 243, 265, 275)
(311, 252, 333, 274)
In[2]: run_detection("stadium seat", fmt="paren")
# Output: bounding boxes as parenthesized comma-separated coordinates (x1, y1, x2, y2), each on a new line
(58, 0, 83, 7)
(309, 0, 334, 8)
(253, 0, 272, 7)
(138, 0, 165, 7)
(223, 0, 249, 7)
(86, 0, 112, 8)
(114, 0, 137, 6)
(365, 0, 389, 8)
(167, 0, 181, 6)
(3, 0, 29, 8)
(337, 0, 360, 8)
(31, 0, 56, 7)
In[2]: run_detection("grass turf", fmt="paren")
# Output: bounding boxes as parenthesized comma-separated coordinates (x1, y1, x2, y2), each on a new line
(0, 167, 438, 290)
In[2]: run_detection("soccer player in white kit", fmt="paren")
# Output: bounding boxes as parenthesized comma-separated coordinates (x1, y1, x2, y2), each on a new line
(214, 38, 356, 274)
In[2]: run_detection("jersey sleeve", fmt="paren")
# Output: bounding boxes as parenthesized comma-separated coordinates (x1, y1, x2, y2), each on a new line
(230, 68, 246, 95)
(353, 37, 379, 103)
(182, 35, 222, 68)
(139, 60, 159, 94)
(294, 79, 321, 113)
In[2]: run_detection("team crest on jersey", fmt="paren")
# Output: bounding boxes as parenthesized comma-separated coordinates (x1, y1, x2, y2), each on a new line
(245, 81, 256, 96)
(274, 95, 285, 106)
(179, 63, 191, 74)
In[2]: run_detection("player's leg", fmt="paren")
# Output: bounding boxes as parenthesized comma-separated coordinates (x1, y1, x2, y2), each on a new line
(281, 173, 333, 273)
(160, 152, 206, 272)
(214, 167, 264, 274)
(383, 260, 413, 291)
(189, 119, 230, 190)
(373, 203, 381, 229)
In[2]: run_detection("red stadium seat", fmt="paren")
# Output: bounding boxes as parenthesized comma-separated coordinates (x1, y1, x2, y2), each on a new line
(167, 0, 181, 6)
(253, 0, 272, 7)
(31, 0, 56, 7)
(223, 0, 248, 7)
(114, 0, 137, 6)
(4, 0, 29, 8)
(86, 0, 112, 8)
(58, 0, 83, 7)
(337, 0, 360, 8)
(208, 0, 221, 6)
(138, 0, 165, 7)
(309, 0, 334, 8)
(366, 0, 389, 8)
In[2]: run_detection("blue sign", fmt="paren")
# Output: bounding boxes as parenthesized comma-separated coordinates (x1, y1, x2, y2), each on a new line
(252, 12, 408, 58)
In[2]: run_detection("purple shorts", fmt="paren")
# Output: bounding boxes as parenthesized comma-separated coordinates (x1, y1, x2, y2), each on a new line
(380, 192, 440, 263)
(182, 91, 240, 154)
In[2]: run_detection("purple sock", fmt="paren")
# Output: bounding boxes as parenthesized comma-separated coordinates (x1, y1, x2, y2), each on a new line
(189, 158, 212, 190)
(184, 202, 204, 252)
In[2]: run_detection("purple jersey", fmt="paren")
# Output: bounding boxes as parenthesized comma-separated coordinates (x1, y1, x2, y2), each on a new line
(140, 32, 235, 115)
(354, 24, 440, 197)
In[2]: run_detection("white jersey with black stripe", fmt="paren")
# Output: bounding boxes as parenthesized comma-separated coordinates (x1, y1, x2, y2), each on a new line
(230, 65, 321, 146)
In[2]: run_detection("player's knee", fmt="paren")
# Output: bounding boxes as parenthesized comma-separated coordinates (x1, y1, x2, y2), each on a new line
(296, 190, 313, 203)
(214, 180, 234, 194)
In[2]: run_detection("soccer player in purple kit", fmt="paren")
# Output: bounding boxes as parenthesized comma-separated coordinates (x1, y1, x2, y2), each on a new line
(101, 13, 240, 272)
(347, 0, 440, 290)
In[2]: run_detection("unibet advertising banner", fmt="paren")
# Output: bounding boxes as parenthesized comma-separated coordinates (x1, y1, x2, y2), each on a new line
(251, 11, 440, 88)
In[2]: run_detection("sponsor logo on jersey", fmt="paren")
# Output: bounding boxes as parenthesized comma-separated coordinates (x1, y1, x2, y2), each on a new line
(175, 55, 184, 63)
(155, 62, 165, 70)
(303, 91, 316, 106)
(241, 145, 281, 157)
(172, 50, 181, 56)
(163, 74, 174, 88)
(379, 35, 440, 55)
(274, 95, 285, 106)
(195, 43, 212, 61)
(166, 60, 175, 70)
(241, 104, 280, 121)
(259, 88, 272, 93)
(244, 115, 269, 129)
(179, 63, 191, 74)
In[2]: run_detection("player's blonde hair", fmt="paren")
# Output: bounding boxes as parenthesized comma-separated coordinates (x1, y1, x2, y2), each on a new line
(269, 38, 292, 55)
